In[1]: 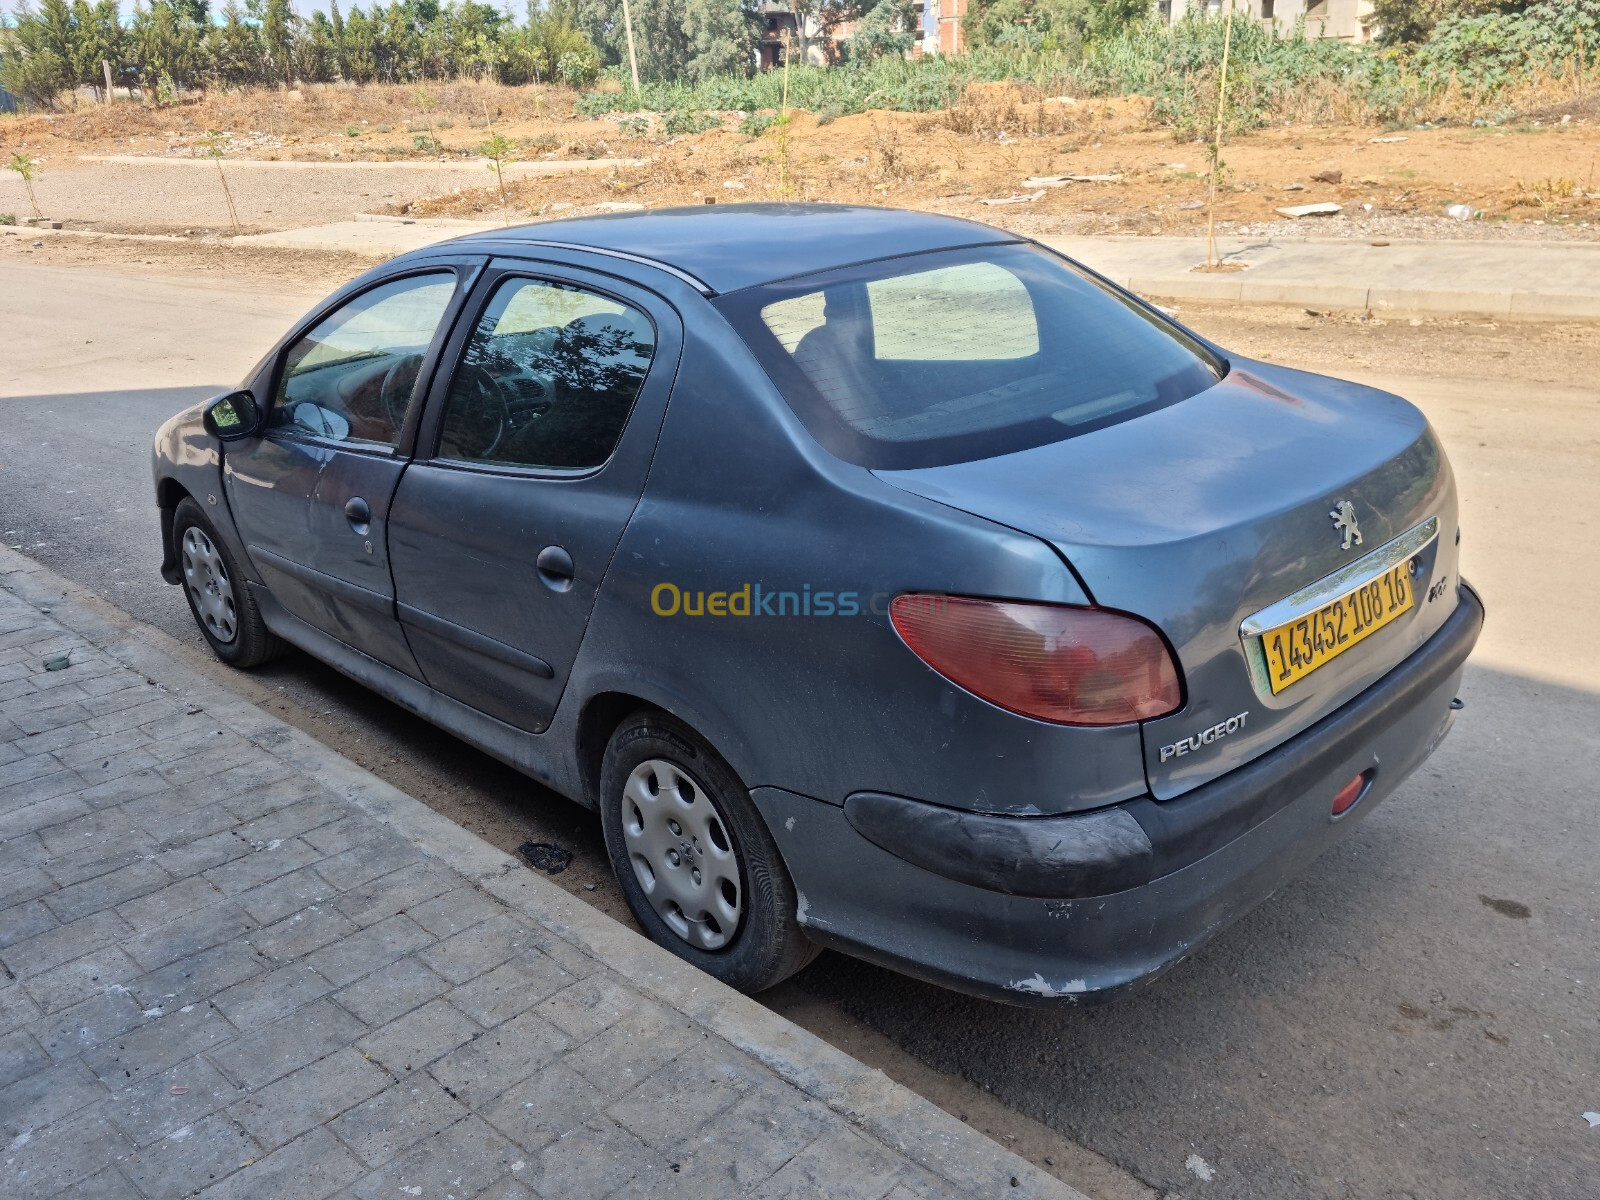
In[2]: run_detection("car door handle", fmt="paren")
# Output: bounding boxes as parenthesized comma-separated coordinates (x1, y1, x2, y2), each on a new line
(344, 496, 371, 531)
(536, 545, 575, 592)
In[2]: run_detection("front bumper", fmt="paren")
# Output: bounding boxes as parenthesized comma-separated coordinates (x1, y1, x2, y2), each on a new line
(755, 582, 1484, 1006)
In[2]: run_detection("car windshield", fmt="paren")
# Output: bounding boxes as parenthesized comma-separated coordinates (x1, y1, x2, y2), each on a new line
(714, 243, 1223, 469)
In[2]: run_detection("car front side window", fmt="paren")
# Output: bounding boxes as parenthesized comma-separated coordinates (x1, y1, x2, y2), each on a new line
(274, 272, 457, 448)
(436, 277, 656, 471)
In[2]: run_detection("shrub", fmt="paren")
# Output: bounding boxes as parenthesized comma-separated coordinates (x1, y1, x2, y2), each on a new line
(738, 110, 779, 136)
(567, 4, 1595, 133)
(662, 108, 722, 135)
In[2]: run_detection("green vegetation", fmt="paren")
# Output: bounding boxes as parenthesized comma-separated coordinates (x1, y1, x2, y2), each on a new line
(480, 128, 515, 223)
(577, 2, 1595, 133)
(6, 152, 41, 220)
(0, 0, 1590, 137)
(738, 109, 779, 136)
(0, 0, 603, 109)
(197, 129, 240, 230)
(661, 107, 721, 134)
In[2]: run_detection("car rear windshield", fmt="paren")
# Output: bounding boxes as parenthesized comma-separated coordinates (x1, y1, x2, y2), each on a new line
(714, 243, 1223, 469)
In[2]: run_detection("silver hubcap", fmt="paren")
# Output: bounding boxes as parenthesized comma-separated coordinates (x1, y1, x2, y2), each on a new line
(622, 758, 742, 950)
(181, 526, 238, 644)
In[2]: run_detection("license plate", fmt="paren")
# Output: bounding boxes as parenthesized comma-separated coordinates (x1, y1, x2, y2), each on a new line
(1259, 563, 1413, 694)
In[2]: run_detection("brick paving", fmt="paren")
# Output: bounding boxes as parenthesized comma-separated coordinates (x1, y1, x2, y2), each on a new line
(0, 552, 1079, 1200)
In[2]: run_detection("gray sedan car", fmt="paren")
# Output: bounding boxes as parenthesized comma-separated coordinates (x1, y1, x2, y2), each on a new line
(152, 205, 1482, 1005)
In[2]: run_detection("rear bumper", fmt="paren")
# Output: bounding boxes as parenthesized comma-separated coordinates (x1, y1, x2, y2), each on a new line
(756, 582, 1483, 1006)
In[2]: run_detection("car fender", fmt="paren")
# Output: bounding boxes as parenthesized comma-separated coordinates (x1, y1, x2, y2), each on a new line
(152, 400, 258, 587)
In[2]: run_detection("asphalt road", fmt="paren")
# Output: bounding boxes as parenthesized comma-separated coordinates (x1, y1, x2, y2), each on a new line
(2, 259, 1597, 1200)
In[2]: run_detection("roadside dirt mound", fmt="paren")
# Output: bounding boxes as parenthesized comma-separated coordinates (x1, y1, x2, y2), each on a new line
(4, 83, 1597, 238)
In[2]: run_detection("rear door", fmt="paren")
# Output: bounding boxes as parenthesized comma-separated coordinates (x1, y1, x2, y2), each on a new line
(387, 260, 682, 731)
(225, 263, 478, 673)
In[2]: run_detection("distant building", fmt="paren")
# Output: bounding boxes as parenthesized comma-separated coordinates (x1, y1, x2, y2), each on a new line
(753, 0, 1371, 74)
(1157, 0, 1378, 42)
(920, 0, 968, 56)
(754, 2, 861, 69)
(753, 1, 954, 69)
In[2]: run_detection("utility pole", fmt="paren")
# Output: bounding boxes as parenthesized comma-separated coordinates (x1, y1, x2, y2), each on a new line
(620, 0, 641, 94)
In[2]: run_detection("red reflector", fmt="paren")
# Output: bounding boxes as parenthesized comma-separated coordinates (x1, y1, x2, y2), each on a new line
(889, 595, 1182, 726)
(1332, 771, 1370, 817)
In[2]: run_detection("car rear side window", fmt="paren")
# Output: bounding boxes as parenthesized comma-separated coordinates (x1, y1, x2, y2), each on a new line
(274, 272, 456, 448)
(435, 277, 656, 471)
(716, 244, 1221, 469)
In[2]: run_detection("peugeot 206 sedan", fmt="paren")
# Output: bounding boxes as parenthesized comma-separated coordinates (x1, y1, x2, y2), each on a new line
(152, 205, 1483, 1005)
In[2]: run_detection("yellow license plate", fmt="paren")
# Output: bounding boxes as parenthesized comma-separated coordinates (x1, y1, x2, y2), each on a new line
(1260, 563, 1414, 694)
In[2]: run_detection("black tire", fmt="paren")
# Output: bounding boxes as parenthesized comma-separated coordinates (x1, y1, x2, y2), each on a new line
(599, 710, 819, 993)
(172, 497, 284, 668)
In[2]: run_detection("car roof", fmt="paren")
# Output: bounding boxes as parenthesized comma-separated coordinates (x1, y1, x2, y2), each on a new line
(433, 203, 1020, 295)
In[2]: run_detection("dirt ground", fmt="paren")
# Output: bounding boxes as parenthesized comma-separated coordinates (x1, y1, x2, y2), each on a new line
(4, 82, 1599, 240)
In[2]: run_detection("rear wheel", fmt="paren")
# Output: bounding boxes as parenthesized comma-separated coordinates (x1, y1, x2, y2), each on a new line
(172, 497, 283, 668)
(599, 710, 818, 993)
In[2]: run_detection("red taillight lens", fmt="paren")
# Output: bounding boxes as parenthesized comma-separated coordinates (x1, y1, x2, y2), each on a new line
(889, 594, 1182, 726)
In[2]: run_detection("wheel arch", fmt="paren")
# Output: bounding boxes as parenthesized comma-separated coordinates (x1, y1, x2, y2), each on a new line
(156, 476, 194, 583)
(574, 687, 763, 816)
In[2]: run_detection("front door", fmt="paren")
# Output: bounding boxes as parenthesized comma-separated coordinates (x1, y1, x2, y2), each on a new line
(225, 266, 472, 673)
(387, 263, 681, 731)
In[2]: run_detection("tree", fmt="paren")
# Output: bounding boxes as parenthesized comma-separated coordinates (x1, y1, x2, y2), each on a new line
(577, 0, 755, 83)
(261, 0, 295, 87)
(963, 0, 1144, 51)
(1372, 0, 1528, 44)
(7, 153, 43, 220)
(211, 2, 264, 86)
(69, 0, 127, 96)
(0, 1, 77, 106)
(128, 1, 206, 99)
(2, 0, 604, 104)
(846, 0, 916, 62)
(684, 0, 756, 78)
(785, 0, 854, 66)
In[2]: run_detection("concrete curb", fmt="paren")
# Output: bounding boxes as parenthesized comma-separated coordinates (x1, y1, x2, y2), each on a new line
(1039, 233, 1600, 322)
(0, 544, 1088, 1200)
(78, 154, 649, 176)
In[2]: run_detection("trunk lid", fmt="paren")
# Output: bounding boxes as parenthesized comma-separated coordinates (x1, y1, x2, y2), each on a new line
(876, 361, 1462, 800)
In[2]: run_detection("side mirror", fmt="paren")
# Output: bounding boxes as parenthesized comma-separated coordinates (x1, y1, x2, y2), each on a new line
(203, 390, 262, 441)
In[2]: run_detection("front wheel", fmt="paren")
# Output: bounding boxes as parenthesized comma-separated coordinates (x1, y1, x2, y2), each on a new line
(599, 711, 818, 993)
(172, 497, 283, 668)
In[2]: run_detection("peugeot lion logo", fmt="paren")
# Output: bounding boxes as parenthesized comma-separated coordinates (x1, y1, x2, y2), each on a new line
(1330, 500, 1363, 551)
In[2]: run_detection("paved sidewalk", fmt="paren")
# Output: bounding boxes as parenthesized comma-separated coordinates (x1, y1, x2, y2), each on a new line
(0, 546, 1082, 1200)
(232, 214, 1600, 320)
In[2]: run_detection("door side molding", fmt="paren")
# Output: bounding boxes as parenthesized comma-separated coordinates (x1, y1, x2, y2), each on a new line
(397, 602, 555, 680)
(248, 545, 393, 616)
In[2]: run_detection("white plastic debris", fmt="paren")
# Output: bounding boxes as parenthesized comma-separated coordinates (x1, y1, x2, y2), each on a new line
(1185, 1153, 1215, 1182)
(1276, 202, 1342, 218)
(1024, 173, 1122, 187)
(1583, 1112, 1600, 1127)
(981, 190, 1048, 206)
(1369, 135, 1409, 143)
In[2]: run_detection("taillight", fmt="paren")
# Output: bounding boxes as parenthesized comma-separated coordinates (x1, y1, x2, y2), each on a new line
(889, 594, 1182, 726)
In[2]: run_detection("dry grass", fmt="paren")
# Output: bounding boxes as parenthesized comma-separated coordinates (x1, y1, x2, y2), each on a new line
(5, 78, 1598, 237)
(0, 81, 581, 159)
